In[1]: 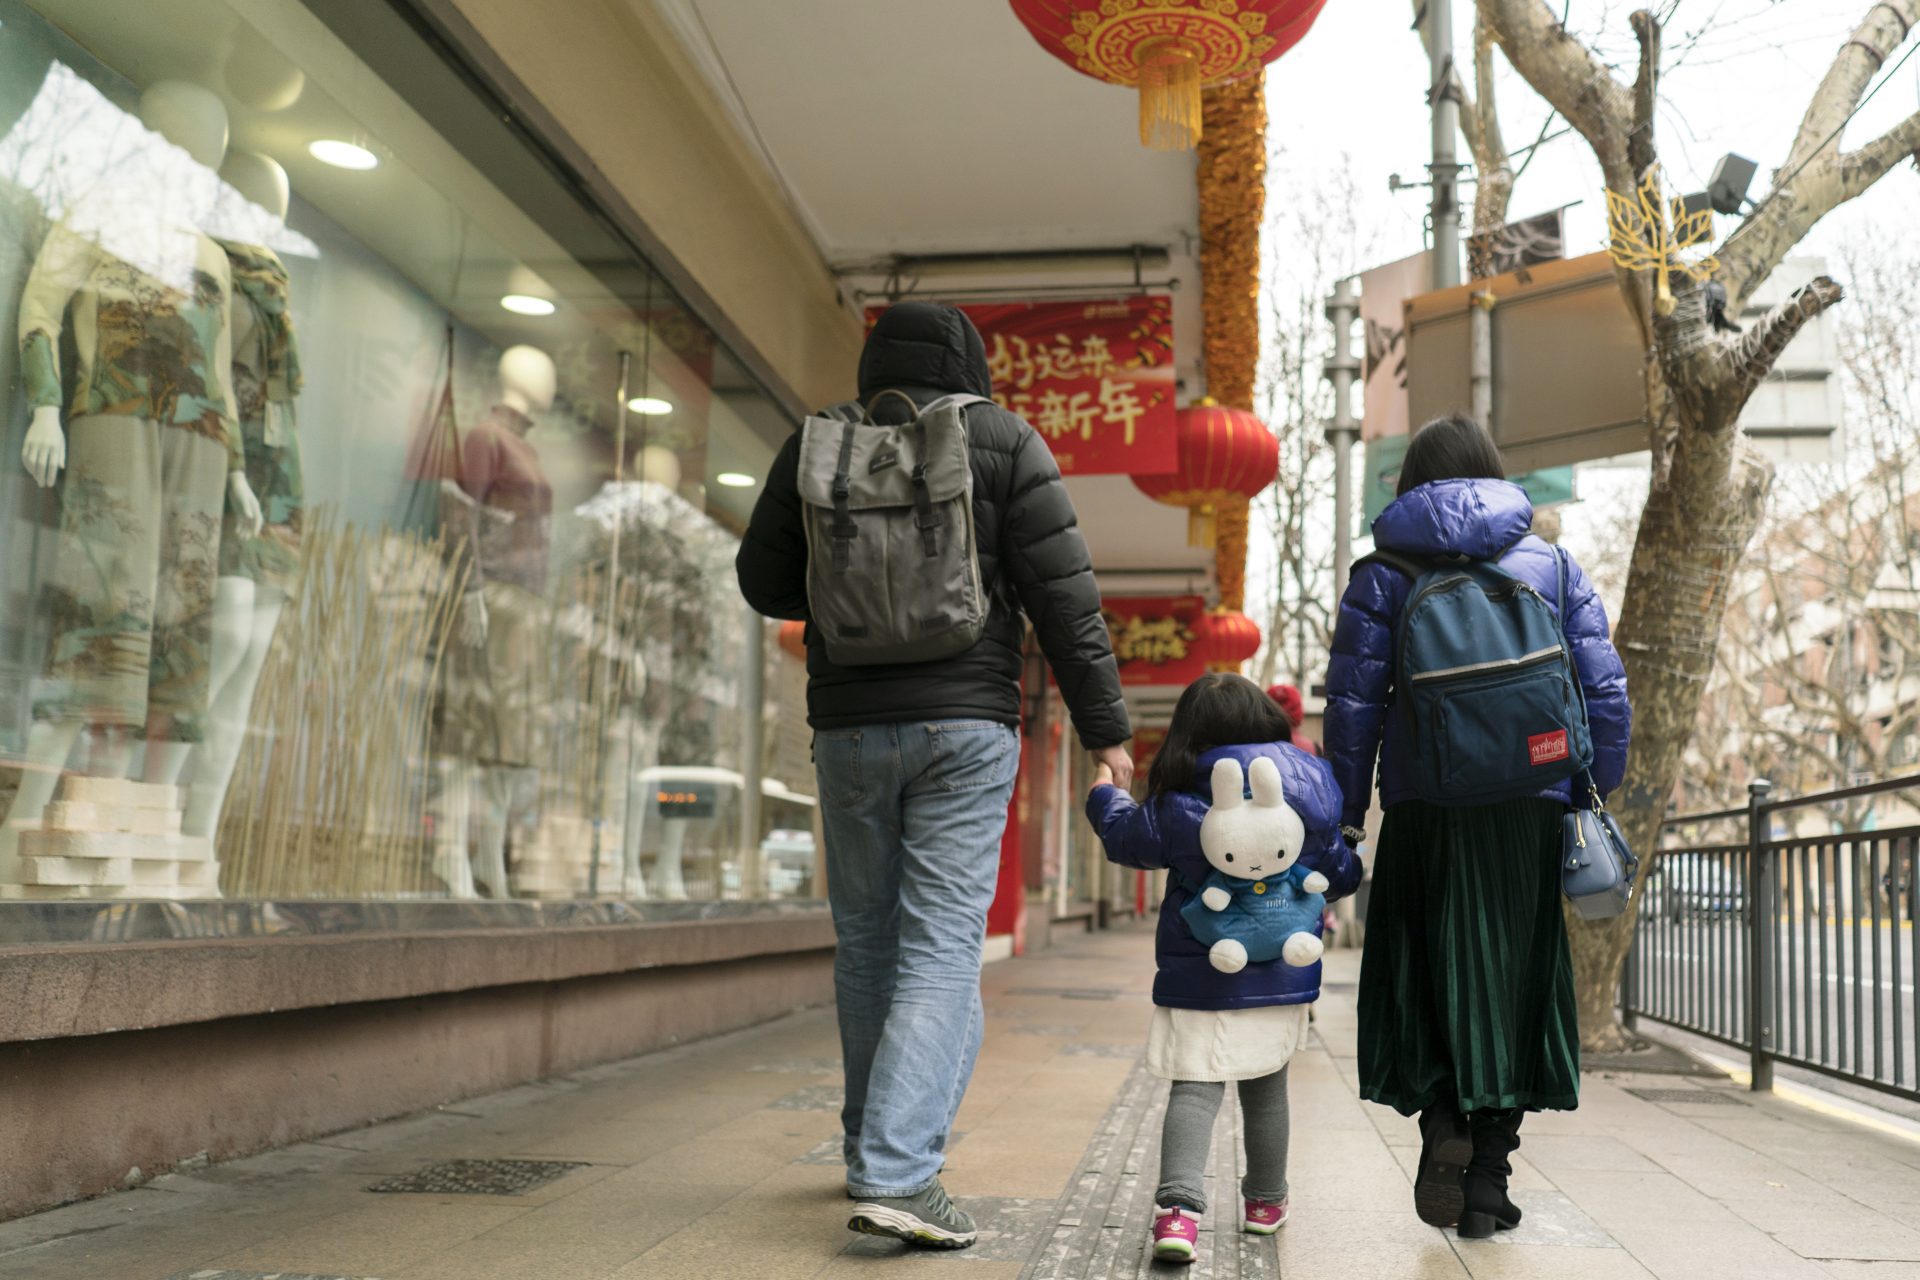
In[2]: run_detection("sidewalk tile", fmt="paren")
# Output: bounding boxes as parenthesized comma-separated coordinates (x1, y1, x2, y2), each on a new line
(1273, 1209, 1468, 1279)
(1459, 1244, 1657, 1278)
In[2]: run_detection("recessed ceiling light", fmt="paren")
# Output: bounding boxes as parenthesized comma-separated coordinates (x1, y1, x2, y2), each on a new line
(716, 472, 756, 488)
(500, 294, 556, 316)
(627, 397, 672, 415)
(308, 139, 378, 170)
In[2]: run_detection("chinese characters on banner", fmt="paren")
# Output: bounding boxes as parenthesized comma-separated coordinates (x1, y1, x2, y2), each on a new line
(864, 296, 1176, 476)
(1101, 595, 1207, 687)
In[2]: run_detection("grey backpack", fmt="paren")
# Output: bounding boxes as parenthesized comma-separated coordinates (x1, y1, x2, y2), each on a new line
(797, 390, 988, 666)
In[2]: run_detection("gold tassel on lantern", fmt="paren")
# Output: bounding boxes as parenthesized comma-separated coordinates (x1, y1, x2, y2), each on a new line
(1138, 39, 1203, 150)
(1186, 503, 1217, 549)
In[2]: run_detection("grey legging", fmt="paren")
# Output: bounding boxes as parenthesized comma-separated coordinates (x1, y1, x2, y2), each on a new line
(1156, 1067, 1291, 1213)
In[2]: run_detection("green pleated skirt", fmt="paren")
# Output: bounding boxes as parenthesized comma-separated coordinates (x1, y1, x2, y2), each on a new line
(1357, 798, 1580, 1116)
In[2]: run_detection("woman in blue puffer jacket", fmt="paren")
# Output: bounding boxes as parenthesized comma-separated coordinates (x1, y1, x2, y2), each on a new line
(1088, 673, 1361, 1259)
(1324, 416, 1630, 1240)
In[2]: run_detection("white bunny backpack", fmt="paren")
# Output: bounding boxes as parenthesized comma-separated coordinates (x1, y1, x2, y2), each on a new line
(1178, 756, 1330, 974)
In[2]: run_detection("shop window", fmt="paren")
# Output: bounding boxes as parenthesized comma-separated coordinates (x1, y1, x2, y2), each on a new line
(0, 0, 810, 913)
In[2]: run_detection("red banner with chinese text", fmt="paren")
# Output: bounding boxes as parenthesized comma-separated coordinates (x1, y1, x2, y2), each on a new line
(1102, 595, 1207, 687)
(864, 296, 1176, 476)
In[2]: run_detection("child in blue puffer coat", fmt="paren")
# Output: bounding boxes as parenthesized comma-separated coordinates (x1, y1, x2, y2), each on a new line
(1086, 673, 1360, 1263)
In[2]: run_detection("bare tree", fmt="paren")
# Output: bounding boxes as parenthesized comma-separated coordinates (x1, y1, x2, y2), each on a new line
(1687, 235, 1920, 824)
(1252, 153, 1366, 691)
(1438, 0, 1920, 1048)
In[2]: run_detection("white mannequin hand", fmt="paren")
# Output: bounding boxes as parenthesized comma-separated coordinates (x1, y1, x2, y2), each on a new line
(1302, 871, 1330, 894)
(227, 472, 264, 538)
(459, 592, 490, 648)
(1201, 886, 1232, 912)
(22, 406, 64, 488)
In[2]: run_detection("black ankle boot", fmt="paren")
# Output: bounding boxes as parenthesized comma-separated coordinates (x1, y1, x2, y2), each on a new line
(1457, 1109, 1524, 1239)
(1414, 1101, 1473, 1228)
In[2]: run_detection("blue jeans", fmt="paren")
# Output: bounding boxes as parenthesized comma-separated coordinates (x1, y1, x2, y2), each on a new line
(814, 719, 1020, 1198)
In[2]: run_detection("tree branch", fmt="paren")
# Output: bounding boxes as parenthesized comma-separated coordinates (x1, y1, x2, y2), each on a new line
(1840, 108, 1920, 201)
(1727, 276, 1847, 399)
(1627, 9, 1660, 178)
(1784, 0, 1920, 174)
(1717, 0, 1920, 308)
(1472, 5, 1514, 233)
(1480, 0, 1636, 188)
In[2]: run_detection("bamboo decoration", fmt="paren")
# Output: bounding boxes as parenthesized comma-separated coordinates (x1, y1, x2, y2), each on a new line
(216, 515, 467, 897)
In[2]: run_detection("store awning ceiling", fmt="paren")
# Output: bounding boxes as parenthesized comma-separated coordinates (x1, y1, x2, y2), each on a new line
(648, 0, 1214, 584)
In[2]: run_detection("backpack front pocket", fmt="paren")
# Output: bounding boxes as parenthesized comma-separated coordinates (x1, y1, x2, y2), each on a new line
(1410, 651, 1586, 803)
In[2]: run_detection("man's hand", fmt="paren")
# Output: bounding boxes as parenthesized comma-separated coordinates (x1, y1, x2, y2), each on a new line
(1092, 744, 1134, 792)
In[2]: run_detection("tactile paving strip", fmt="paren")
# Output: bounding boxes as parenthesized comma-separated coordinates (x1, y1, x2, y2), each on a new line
(1626, 1086, 1750, 1106)
(367, 1157, 587, 1195)
(1023, 1057, 1278, 1278)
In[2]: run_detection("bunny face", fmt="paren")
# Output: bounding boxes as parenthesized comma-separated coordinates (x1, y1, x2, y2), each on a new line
(1198, 756, 1307, 881)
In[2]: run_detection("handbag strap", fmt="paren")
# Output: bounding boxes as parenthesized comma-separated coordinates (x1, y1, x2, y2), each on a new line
(1553, 544, 1605, 813)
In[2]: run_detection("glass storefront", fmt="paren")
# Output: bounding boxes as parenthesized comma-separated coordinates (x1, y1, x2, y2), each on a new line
(0, 0, 816, 909)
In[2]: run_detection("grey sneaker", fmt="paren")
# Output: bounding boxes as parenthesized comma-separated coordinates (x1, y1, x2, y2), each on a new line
(848, 1179, 977, 1249)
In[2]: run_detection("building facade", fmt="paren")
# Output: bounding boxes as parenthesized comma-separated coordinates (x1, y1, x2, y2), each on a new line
(0, 0, 1259, 1218)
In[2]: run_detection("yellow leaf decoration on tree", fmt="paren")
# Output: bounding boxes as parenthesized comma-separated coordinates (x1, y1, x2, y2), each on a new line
(1606, 163, 1718, 317)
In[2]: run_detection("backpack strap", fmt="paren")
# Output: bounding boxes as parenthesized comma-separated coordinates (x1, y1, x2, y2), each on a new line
(828, 421, 859, 571)
(1352, 549, 1430, 580)
(910, 416, 942, 559)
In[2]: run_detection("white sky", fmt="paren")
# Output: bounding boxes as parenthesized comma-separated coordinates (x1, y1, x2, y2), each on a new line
(1257, 0, 1920, 615)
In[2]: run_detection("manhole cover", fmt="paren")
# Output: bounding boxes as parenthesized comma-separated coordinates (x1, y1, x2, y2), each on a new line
(368, 1158, 587, 1195)
(167, 1273, 377, 1280)
(1007, 987, 1119, 1001)
(1626, 1087, 1749, 1106)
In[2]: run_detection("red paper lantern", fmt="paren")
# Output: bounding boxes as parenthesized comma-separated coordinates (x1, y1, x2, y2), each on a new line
(1193, 609, 1262, 670)
(777, 620, 807, 660)
(1131, 400, 1280, 546)
(1010, 0, 1329, 148)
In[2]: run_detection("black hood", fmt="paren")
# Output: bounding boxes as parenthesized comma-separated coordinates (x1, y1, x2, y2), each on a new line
(857, 302, 993, 401)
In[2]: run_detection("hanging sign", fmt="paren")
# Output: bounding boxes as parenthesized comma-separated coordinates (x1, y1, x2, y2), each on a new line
(865, 296, 1176, 476)
(1102, 594, 1207, 687)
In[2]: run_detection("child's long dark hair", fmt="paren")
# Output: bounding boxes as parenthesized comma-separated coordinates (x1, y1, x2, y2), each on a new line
(1146, 673, 1293, 799)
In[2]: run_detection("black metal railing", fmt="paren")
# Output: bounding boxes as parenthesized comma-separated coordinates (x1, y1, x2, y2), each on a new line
(1622, 775, 1920, 1099)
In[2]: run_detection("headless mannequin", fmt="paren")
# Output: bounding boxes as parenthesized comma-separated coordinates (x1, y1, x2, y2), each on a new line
(2, 84, 262, 882)
(179, 152, 296, 843)
(447, 345, 556, 897)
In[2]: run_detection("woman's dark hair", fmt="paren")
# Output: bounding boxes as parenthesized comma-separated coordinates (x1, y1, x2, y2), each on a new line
(1146, 673, 1293, 799)
(1396, 414, 1506, 496)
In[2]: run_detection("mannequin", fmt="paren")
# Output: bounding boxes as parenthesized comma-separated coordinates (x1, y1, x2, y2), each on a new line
(1, 82, 263, 886)
(178, 152, 303, 847)
(441, 346, 556, 896)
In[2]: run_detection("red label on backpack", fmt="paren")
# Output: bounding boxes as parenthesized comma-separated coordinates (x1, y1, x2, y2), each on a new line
(1529, 730, 1570, 766)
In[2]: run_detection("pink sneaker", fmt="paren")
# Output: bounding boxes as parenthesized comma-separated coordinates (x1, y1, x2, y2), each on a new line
(1152, 1206, 1200, 1263)
(1244, 1195, 1290, 1234)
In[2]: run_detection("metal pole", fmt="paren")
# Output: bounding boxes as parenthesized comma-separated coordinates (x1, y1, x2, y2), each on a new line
(1323, 277, 1361, 599)
(1621, 904, 1640, 1032)
(740, 603, 765, 901)
(1428, 0, 1462, 290)
(588, 351, 634, 898)
(1748, 778, 1775, 1092)
(1468, 290, 1494, 429)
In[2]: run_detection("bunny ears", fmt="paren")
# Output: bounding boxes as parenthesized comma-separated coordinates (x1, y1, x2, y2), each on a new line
(1209, 756, 1287, 810)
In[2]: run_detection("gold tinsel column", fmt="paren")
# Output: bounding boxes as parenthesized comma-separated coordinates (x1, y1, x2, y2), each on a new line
(1197, 71, 1267, 615)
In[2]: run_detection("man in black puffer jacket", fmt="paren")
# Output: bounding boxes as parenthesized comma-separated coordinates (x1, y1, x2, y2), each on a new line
(737, 303, 1132, 1249)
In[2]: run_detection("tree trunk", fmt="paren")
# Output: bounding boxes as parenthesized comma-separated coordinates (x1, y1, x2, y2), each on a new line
(1566, 388, 1771, 1050)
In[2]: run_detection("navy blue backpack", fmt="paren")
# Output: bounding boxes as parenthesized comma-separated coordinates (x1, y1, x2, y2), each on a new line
(1357, 544, 1593, 805)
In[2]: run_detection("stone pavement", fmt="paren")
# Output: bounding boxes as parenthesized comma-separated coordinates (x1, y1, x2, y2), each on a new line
(8, 925, 1920, 1278)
